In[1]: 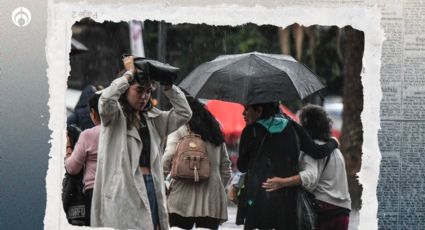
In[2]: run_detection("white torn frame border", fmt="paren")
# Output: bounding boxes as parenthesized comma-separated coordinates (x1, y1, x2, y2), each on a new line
(45, 2, 384, 229)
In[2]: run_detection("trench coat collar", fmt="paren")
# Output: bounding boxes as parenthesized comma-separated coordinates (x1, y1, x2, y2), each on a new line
(147, 107, 162, 119)
(127, 126, 141, 142)
(126, 107, 161, 141)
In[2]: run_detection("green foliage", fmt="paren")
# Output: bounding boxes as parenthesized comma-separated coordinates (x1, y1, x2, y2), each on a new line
(311, 26, 344, 95)
(142, 21, 344, 111)
(143, 21, 282, 83)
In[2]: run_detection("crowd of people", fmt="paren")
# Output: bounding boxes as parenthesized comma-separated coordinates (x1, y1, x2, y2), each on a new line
(64, 56, 351, 230)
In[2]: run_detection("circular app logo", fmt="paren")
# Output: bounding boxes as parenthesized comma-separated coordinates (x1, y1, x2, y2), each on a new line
(12, 7, 31, 27)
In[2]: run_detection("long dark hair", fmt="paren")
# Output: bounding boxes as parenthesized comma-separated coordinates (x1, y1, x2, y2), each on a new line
(185, 96, 224, 146)
(299, 104, 332, 141)
(66, 125, 81, 149)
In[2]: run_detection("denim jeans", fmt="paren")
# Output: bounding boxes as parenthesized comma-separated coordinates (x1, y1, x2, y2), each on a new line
(143, 174, 159, 229)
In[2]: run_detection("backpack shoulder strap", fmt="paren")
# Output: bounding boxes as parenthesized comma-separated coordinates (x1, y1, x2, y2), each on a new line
(322, 153, 332, 171)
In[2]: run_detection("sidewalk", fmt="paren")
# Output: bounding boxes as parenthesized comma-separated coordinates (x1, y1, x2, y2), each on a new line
(219, 204, 360, 230)
(220, 203, 239, 229)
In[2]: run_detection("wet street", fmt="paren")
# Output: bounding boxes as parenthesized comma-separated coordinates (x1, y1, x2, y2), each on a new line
(220, 203, 239, 229)
(170, 203, 360, 229)
(223, 204, 359, 230)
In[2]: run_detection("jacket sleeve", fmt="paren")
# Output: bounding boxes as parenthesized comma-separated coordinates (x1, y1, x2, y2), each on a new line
(237, 125, 257, 173)
(153, 85, 192, 138)
(293, 121, 337, 159)
(162, 126, 184, 175)
(299, 153, 321, 192)
(65, 131, 87, 175)
(98, 76, 130, 126)
(219, 143, 232, 187)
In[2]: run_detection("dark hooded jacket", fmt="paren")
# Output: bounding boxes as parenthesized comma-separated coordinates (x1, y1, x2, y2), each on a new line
(67, 85, 96, 130)
(236, 114, 337, 230)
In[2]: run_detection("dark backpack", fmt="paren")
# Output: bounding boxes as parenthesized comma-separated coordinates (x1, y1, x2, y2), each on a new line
(62, 125, 86, 226)
(62, 171, 86, 225)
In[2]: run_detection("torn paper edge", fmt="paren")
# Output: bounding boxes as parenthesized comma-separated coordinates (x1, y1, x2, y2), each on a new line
(44, 2, 384, 229)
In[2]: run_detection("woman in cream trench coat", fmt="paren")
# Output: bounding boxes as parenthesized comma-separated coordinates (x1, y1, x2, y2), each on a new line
(91, 56, 192, 230)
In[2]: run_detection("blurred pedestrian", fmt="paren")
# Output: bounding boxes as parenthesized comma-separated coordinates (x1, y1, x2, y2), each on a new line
(65, 93, 101, 226)
(91, 56, 192, 230)
(262, 105, 351, 230)
(236, 102, 338, 230)
(67, 85, 97, 130)
(163, 94, 232, 230)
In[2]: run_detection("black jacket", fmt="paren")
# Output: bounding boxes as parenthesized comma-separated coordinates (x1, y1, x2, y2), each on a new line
(236, 119, 337, 230)
(67, 85, 96, 130)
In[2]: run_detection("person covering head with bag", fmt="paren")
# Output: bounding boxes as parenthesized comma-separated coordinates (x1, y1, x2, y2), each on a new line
(91, 55, 192, 230)
(162, 94, 232, 230)
(236, 102, 338, 230)
(262, 105, 351, 230)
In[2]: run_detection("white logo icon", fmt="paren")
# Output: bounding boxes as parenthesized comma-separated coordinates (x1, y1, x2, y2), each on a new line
(12, 7, 31, 27)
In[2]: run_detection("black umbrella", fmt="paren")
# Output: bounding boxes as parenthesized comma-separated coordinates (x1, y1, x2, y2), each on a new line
(179, 52, 325, 105)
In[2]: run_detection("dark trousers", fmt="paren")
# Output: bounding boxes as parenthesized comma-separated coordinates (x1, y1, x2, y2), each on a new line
(169, 213, 220, 230)
(316, 200, 350, 230)
(84, 188, 93, 226)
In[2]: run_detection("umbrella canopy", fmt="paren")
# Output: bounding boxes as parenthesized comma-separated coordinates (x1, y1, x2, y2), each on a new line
(180, 52, 325, 105)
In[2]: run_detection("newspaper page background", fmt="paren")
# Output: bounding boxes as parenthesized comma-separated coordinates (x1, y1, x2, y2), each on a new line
(43, 0, 422, 229)
(375, 0, 425, 229)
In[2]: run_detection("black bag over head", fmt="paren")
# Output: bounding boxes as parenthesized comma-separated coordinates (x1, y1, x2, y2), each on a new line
(122, 54, 179, 85)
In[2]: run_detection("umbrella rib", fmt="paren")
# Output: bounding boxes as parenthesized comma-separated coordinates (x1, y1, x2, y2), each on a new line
(255, 52, 296, 62)
(196, 56, 254, 102)
(252, 55, 304, 100)
(180, 63, 223, 98)
(180, 52, 325, 103)
(255, 55, 324, 99)
(258, 54, 318, 77)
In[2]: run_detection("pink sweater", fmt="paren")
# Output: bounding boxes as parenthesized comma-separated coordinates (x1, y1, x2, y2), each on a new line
(65, 125, 100, 191)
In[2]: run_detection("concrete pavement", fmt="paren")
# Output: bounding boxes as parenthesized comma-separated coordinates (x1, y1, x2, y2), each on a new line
(220, 204, 360, 230)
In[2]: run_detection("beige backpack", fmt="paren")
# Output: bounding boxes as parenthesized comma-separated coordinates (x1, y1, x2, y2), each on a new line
(171, 128, 210, 182)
